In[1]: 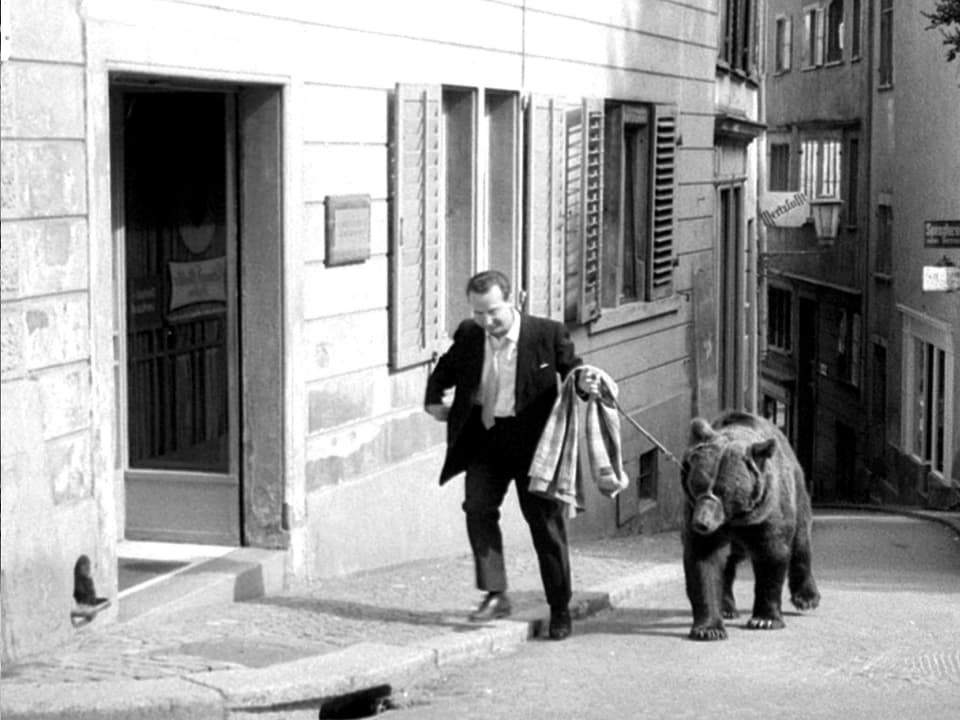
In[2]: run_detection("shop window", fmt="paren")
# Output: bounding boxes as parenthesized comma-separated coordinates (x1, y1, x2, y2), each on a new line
(879, 0, 893, 86)
(719, 0, 755, 74)
(767, 285, 792, 353)
(800, 137, 841, 200)
(826, 0, 844, 63)
(906, 335, 949, 478)
(802, 5, 825, 68)
(774, 15, 793, 73)
(769, 142, 791, 191)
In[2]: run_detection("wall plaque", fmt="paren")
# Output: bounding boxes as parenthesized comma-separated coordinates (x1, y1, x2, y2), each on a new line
(325, 194, 372, 267)
(924, 220, 960, 248)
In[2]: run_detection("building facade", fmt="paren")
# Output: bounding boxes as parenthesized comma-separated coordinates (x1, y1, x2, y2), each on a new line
(1, 0, 725, 661)
(759, 0, 959, 506)
(869, 0, 959, 508)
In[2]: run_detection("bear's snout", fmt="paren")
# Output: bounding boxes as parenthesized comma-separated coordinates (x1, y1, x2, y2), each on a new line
(691, 495, 724, 535)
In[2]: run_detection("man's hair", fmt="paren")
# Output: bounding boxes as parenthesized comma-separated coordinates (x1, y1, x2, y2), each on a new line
(466, 270, 511, 300)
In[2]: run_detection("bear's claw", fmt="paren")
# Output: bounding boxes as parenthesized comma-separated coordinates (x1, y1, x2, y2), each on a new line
(791, 587, 821, 611)
(746, 616, 785, 630)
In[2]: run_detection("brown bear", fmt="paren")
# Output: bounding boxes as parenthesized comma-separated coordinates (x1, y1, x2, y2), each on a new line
(680, 410, 820, 640)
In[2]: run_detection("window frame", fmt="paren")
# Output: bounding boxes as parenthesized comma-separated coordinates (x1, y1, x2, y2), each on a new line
(768, 140, 792, 192)
(878, 0, 893, 87)
(719, 0, 756, 77)
(800, 134, 842, 201)
(825, 0, 844, 64)
(802, 5, 825, 69)
(774, 15, 793, 74)
(767, 284, 793, 354)
(900, 308, 954, 482)
(850, 0, 862, 60)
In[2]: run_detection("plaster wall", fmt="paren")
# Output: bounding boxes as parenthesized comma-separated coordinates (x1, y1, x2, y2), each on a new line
(2, 0, 721, 655)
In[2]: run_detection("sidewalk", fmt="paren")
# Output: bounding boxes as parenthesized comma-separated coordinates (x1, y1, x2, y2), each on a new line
(1, 531, 686, 720)
(3, 507, 957, 720)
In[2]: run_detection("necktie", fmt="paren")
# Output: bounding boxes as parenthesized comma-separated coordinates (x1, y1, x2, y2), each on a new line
(481, 337, 499, 430)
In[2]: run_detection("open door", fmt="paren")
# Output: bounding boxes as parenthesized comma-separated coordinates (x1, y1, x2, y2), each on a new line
(114, 88, 240, 545)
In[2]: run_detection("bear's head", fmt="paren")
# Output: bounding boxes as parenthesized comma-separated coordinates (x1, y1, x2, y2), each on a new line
(682, 417, 777, 535)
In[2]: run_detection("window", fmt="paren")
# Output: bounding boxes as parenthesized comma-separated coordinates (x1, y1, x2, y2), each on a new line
(836, 307, 861, 386)
(603, 103, 677, 307)
(800, 137, 841, 200)
(762, 393, 792, 438)
(845, 137, 859, 226)
(826, 0, 844, 63)
(767, 285, 792, 353)
(903, 320, 952, 481)
(769, 142, 791, 191)
(775, 16, 793, 73)
(879, 0, 893, 86)
(720, 0, 755, 74)
(802, 6, 825, 68)
(851, 0, 862, 59)
(391, 84, 519, 367)
(391, 85, 678, 368)
(875, 202, 892, 275)
(637, 448, 658, 500)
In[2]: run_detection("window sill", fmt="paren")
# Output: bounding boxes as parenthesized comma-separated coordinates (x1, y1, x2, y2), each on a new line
(824, 59, 844, 68)
(878, 83, 894, 92)
(588, 294, 682, 335)
(873, 272, 893, 284)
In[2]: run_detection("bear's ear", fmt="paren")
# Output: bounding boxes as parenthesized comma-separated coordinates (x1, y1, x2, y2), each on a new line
(749, 438, 777, 471)
(690, 417, 716, 443)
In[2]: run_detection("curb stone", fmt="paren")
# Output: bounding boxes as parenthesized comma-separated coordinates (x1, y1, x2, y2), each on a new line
(1, 564, 684, 720)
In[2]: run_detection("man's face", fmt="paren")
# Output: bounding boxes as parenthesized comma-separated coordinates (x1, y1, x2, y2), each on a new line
(469, 284, 514, 339)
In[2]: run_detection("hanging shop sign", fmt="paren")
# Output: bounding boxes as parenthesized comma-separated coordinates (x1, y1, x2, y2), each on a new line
(759, 191, 810, 228)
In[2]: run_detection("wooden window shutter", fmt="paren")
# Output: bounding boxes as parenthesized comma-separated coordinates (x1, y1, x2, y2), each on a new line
(563, 98, 604, 324)
(524, 94, 566, 321)
(648, 104, 677, 300)
(391, 84, 443, 369)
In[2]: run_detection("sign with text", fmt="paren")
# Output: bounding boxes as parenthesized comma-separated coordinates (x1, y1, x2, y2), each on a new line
(924, 220, 960, 248)
(168, 257, 227, 311)
(325, 194, 371, 266)
(922, 265, 960, 292)
(759, 191, 810, 228)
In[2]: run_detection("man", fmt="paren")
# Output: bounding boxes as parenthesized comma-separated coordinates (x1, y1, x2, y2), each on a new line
(424, 270, 597, 640)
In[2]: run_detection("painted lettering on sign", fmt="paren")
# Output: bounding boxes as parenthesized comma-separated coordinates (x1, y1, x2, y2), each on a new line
(168, 257, 227, 311)
(759, 191, 810, 228)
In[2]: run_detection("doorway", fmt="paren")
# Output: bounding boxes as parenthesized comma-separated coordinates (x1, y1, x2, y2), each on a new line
(115, 89, 240, 545)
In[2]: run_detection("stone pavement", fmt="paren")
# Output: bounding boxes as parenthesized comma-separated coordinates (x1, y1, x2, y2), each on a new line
(0, 531, 687, 719)
(2, 507, 956, 720)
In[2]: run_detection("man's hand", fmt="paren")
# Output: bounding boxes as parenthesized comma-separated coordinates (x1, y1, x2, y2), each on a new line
(577, 369, 601, 398)
(425, 403, 450, 422)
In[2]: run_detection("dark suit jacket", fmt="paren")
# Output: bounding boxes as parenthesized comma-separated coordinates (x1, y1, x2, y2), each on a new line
(424, 313, 582, 484)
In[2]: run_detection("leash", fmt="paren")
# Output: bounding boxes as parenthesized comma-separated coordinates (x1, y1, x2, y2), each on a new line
(609, 396, 684, 469)
(575, 365, 683, 470)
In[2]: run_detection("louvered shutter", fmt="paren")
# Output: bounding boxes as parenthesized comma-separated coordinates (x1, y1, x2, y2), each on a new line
(648, 104, 677, 300)
(391, 84, 443, 369)
(524, 94, 566, 321)
(563, 98, 604, 324)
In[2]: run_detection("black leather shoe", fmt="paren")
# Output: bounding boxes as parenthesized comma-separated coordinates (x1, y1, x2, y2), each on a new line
(548, 607, 572, 640)
(469, 592, 512, 622)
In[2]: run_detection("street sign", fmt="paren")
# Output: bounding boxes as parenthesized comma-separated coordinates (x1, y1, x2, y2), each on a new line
(921, 265, 960, 292)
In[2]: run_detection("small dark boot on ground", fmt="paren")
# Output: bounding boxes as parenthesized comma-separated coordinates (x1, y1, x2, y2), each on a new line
(469, 592, 512, 622)
(548, 606, 572, 640)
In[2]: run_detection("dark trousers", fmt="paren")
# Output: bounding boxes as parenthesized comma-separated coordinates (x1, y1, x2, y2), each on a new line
(462, 411, 571, 610)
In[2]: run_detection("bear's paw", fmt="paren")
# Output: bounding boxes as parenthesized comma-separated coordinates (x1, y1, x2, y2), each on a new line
(689, 623, 727, 641)
(790, 584, 821, 611)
